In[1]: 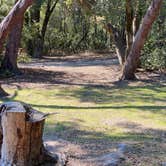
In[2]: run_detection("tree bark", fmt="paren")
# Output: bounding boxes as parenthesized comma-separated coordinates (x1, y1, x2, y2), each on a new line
(33, 0, 59, 58)
(133, 0, 143, 38)
(0, 0, 34, 51)
(1, 15, 24, 74)
(0, 102, 60, 166)
(107, 23, 126, 65)
(121, 0, 163, 80)
(0, 0, 33, 96)
(125, 0, 134, 58)
(0, 0, 34, 95)
(29, 0, 42, 58)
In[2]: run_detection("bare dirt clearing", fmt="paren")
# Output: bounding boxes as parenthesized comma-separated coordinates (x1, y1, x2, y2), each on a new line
(1, 53, 165, 89)
(0, 53, 166, 166)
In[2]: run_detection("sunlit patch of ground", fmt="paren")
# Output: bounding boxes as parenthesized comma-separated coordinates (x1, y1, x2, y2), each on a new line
(0, 54, 166, 165)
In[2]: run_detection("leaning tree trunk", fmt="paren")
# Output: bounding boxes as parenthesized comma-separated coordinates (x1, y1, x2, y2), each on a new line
(0, 102, 61, 166)
(121, 0, 163, 80)
(0, 0, 34, 51)
(0, 0, 34, 96)
(1, 15, 24, 74)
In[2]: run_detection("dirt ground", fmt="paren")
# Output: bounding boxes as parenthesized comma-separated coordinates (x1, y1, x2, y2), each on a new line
(1, 52, 166, 166)
(1, 52, 165, 89)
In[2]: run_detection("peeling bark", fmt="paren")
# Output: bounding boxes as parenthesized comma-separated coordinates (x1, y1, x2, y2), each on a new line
(121, 0, 163, 80)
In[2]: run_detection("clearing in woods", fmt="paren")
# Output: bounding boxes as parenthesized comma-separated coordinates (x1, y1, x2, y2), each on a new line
(0, 52, 166, 166)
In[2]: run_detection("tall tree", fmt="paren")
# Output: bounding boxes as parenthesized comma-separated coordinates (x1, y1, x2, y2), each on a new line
(0, 0, 34, 96)
(35, 0, 59, 57)
(125, 0, 133, 58)
(28, 0, 42, 57)
(28, 0, 59, 58)
(121, 0, 163, 80)
(1, 1, 24, 74)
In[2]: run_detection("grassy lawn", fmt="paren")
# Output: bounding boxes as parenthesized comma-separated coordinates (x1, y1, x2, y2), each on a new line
(1, 82, 166, 165)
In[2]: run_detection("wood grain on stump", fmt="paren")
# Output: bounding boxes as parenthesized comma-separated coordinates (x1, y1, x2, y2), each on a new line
(0, 102, 60, 166)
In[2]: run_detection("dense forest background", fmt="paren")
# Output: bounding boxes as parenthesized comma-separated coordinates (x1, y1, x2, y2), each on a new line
(0, 0, 165, 70)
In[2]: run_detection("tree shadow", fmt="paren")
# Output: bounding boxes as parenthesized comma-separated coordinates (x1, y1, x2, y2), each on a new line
(1, 80, 165, 116)
(1, 66, 165, 88)
(53, 82, 166, 110)
(44, 120, 166, 164)
(26, 104, 165, 116)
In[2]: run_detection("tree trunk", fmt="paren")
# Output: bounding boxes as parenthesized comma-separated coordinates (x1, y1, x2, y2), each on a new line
(0, 0, 34, 51)
(121, 0, 163, 80)
(133, 0, 143, 38)
(0, 0, 34, 96)
(107, 23, 126, 65)
(1, 16, 24, 74)
(125, 0, 134, 58)
(34, 0, 59, 58)
(0, 102, 61, 166)
(28, 0, 41, 58)
(0, 0, 33, 96)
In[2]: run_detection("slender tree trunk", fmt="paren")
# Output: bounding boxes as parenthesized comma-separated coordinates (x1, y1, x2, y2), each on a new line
(29, 1, 41, 58)
(121, 0, 163, 80)
(133, 0, 144, 39)
(1, 16, 24, 74)
(30, 0, 58, 58)
(35, 0, 59, 57)
(125, 0, 134, 58)
(107, 23, 126, 65)
(0, 0, 34, 96)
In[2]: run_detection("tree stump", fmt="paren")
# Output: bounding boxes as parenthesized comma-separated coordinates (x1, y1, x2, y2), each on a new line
(0, 102, 60, 166)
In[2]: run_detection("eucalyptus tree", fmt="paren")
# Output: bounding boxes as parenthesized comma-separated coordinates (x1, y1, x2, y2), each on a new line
(0, 0, 34, 96)
(122, 0, 163, 79)
(1, 0, 24, 74)
(78, 0, 163, 80)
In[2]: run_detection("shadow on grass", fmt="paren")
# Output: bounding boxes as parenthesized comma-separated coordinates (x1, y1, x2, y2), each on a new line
(44, 120, 166, 161)
(1, 82, 165, 116)
(28, 104, 166, 116)
(54, 81, 166, 103)
(1, 67, 165, 88)
(0, 95, 165, 116)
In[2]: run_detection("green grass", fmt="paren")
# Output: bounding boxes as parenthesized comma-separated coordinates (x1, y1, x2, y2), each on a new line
(1, 83, 166, 165)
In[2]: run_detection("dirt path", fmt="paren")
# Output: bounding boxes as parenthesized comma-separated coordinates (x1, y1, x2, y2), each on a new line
(1, 54, 164, 90)
(18, 56, 121, 87)
(1, 54, 166, 166)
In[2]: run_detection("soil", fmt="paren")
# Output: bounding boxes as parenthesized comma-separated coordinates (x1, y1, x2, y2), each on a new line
(0, 52, 166, 166)
(1, 52, 165, 89)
